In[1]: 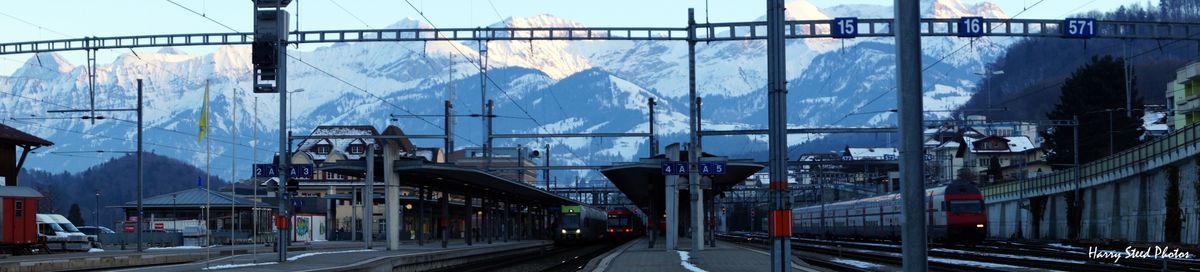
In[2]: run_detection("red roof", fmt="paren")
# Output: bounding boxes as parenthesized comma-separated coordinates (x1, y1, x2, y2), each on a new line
(0, 123, 53, 147)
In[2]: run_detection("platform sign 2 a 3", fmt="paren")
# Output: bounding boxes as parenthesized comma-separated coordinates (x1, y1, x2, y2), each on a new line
(254, 163, 314, 178)
(660, 162, 689, 176)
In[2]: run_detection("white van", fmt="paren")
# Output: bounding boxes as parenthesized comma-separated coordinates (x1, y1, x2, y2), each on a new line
(48, 214, 97, 248)
(36, 214, 90, 251)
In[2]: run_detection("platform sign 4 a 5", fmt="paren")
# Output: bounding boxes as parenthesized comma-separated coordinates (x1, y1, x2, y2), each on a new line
(699, 162, 727, 175)
(660, 162, 689, 176)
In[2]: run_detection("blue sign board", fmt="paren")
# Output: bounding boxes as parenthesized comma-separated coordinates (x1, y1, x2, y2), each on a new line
(882, 154, 897, 161)
(699, 162, 727, 175)
(957, 17, 985, 37)
(660, 162, 689, 176)
(831, 17, 858, 38)
(254, 163, 314, 178)
(1062, 18, 1096, 39)
(924, 154, 934, 161)
(293, 199, 304, 208)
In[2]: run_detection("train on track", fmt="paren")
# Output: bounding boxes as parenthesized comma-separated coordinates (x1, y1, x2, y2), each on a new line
(554, 205, 606, 244)
(605, 207, 644, 241)
(792, 181, 987, 243)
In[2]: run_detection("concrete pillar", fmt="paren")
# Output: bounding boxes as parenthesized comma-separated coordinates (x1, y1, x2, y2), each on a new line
(417, 186, 426, 246)
(441, 191, 449, 248)
(485, 198, 493, 244)
(504, 199, 511, 242)
(465, 194, 473, 245)
(384, 144, 401, 250)
(665, 143, 680, 250)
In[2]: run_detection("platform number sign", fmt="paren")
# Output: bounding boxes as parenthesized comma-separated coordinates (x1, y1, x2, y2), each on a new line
(660, 162, 688, 176)
(699, 162, 727, 175)
(831, 17, 858, 38)
(957, 17, 985, 37)
(254, 163, 314, 178)
(1063, 18, 1096, 39)
(882, 154, 897, 161)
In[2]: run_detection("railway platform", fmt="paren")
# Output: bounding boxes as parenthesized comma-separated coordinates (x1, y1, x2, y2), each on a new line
(0, 240, 548, 272)
(585, 237, 826, 272)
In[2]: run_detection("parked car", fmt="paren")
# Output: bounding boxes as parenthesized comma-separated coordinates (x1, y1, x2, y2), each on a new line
(77, 226, 116, 236)
(36, 214, 90, 251)
(78, 226, 115, 247)
(47, 214, 96, 248)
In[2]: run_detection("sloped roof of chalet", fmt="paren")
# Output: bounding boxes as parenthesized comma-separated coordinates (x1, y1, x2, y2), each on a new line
(845, 147, 898, 159)
(296, 125, 380, 161)
(967, 136, 1036, 153)
(0, 123, 53, 147)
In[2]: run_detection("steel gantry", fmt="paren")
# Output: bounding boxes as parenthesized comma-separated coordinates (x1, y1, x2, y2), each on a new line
(5, 6, 1199, 268)
(4, 19, 1200, 55)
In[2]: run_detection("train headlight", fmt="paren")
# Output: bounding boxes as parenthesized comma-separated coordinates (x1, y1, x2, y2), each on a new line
(976, 224, 985, 228)
(561, 229, 567, 234)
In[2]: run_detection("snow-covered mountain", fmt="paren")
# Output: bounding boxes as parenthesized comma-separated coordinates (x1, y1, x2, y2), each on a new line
(1, 0, 1010, 183)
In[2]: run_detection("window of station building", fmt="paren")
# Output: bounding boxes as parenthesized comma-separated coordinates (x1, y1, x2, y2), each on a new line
(14, 200, 22, 217)
(315, 144, 332, 155)
(348, 144, 364, 154)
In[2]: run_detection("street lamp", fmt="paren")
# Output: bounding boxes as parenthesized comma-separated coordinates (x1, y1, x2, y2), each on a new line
(288, 88, 305, 132)
(975, 70, 1005, 109)
(94, 191, 100, 228)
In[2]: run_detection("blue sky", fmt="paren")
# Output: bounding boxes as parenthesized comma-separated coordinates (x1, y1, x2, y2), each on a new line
(0, 0, 1147, 75)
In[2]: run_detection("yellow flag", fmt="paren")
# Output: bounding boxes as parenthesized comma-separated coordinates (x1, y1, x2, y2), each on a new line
(198, 81, 209, 142)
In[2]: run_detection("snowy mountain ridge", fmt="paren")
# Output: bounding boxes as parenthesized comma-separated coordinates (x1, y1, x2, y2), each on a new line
(1, 0, 1010, 184)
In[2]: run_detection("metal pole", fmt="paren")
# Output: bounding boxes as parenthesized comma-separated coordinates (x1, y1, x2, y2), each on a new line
(465, 194, 472, 246)
(1124, 41, 1132, 118)
(277, 31, 290, 262)
(518, 144, 525, 184)
(230, 87, 237, 253)
(896, 0, 928, 270)
(544, 144, 551, 190)
(1109, 110, 1114, 156)
(686, 8, 704, 253)
(136, 79, 144, 252)
(1073, 115, 1081, 214)
(486, 100, 494, 172)
(445, 101, 454, 155)
(365, 144, 374, 249)
(765, 0, 792, 271)
(649, 97, 658, 157)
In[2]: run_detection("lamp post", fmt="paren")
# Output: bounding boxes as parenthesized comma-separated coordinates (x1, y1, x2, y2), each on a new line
(94, 191, 100, 228)
(288, 89, 305, 132)
(974, 70, 1005, 110)
(173, 193, 178, 231)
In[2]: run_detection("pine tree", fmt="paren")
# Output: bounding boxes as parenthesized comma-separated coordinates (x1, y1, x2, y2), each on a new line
(67, 203, 86, 226)
(1041, 56, 1146, 168)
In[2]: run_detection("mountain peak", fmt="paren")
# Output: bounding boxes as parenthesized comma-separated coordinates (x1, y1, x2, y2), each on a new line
(13, 52, 73, 80)
(493, 14, 585, 28)
(923, 0, 1007, 18)
(785, 0, 831, 20)
(385, 18, 434, 29)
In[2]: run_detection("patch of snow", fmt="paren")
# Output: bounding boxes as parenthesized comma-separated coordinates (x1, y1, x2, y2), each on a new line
(832, 258, 886, 269)
(676, 250, 707, 272)
(87, 248, 104, 253)
(929, 257, 1029, 269)
(201, 262, 278, 270)
(146, 246, 205, 250)
(932, 248, 1086, 264)
(287, 249, 376, 261)
(1046, 243, 1082, 250)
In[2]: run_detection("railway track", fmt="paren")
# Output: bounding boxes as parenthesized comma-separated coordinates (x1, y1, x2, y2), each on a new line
(721, 233, 1197, 272)
(437, 241, 620, 272)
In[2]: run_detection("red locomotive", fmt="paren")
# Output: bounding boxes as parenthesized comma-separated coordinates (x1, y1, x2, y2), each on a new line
(792, 181, 987, 243)
(606, 207, 645, 241)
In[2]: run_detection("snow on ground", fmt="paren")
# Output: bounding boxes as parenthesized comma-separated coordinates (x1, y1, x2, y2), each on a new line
(676, 250, 707, 272)
(87, 248, 104, 253)
(1046, 243, 1082, 250)
(287, 249, 376, 261)
(831, 258, 886, 269)
(929, 256, 1030, 269)
(932, 248, 1086, 264)
(201, 262, 278, 270)
(146, 246, 206, 250)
